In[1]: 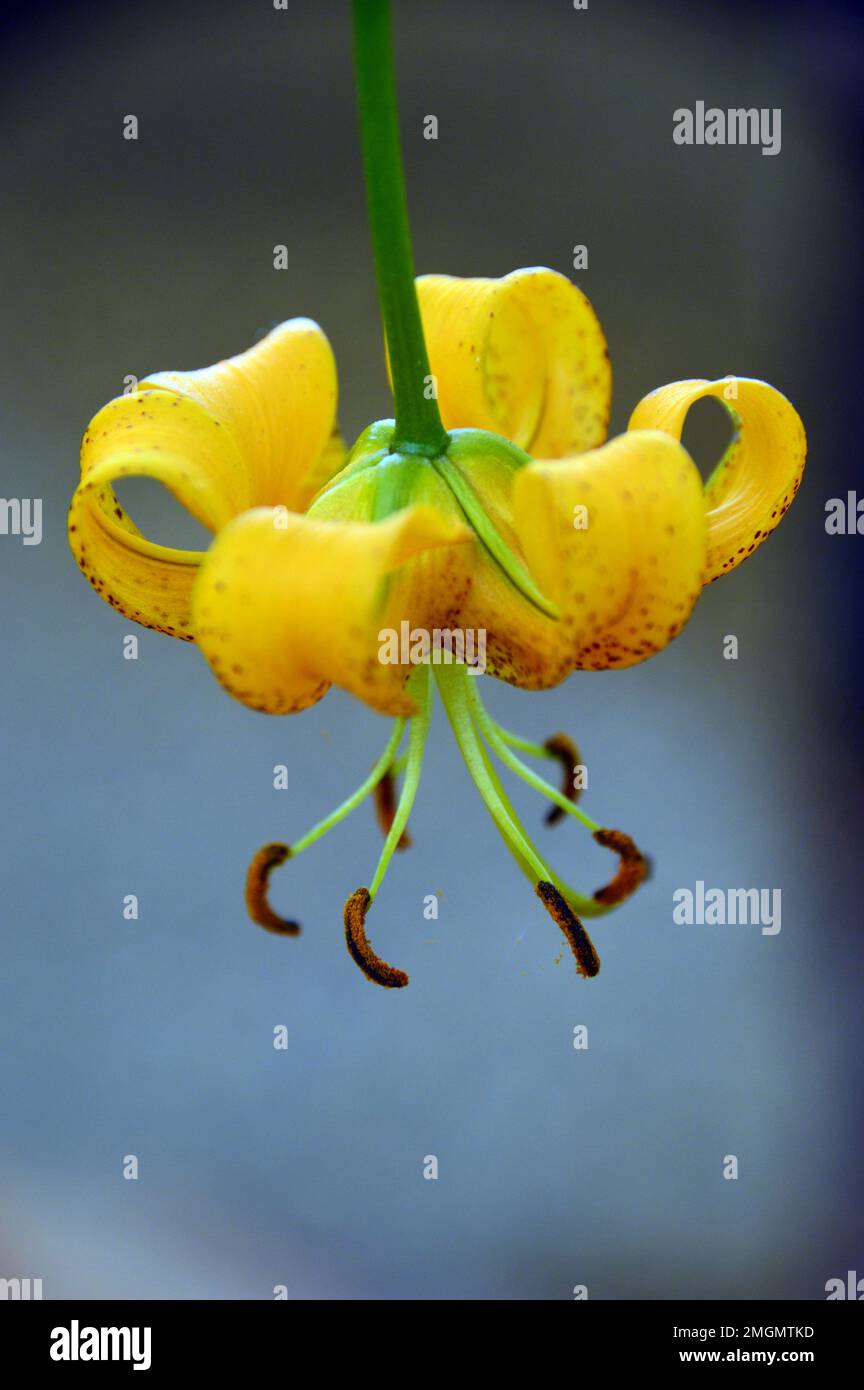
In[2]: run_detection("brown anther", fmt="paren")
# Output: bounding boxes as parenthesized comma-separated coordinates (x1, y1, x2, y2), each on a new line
(343, 888, 409, 988)
(245, 842, 301, 935)
(536, 881, 600, 978)
(543, 732, 582, 825)
(373, 770, 412, 849)
(592, 828, 649, 905)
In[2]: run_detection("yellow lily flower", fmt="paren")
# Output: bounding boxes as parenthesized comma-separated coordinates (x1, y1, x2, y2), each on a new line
(68, 268, 805, 987)
(68, 0, 806, 991)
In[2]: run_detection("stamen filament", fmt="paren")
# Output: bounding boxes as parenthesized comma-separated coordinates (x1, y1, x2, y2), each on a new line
(245, 719, 409, 937)
(369, 667, 432, 899)
(437, 666, 603, 973)
(435, 665, 549, 882)
(492, 726, 555, 761)
(292, 718, 407, 856)
(441, 666, 629, 921)
(461, 680, 600, 833)
(491, 722, 583, 823)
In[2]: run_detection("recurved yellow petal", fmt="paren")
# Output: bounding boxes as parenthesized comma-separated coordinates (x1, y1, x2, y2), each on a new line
(146, 318, 341, 510)
(68, 320, 342, 638)
(191, 505, 473, 716)
(68, 389, 246, 639)
(416, 268, 611, 456)
(510, 429, 707, 681)
(628, 377, 805, 583)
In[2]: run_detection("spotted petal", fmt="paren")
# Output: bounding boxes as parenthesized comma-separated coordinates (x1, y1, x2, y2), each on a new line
(68, 320, 342, 638)
(416, 268, 611, 456)
(505, 429, 707, 684)
(192, 505, 474, 716)
(628, 377, 806, 582)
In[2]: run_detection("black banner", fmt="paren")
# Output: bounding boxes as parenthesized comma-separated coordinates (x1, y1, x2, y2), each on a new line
(3, 1299, 860, 1375)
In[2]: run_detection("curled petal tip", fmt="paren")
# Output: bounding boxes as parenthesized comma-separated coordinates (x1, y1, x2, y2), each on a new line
(592, 828, 649, 906)
(628, 377, 806, 585)
(245, 842, 301, 935)
(343, 888, 409, 989)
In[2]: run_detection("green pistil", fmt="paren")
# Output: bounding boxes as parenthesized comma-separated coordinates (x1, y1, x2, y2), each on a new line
(352, 0, 449, 456)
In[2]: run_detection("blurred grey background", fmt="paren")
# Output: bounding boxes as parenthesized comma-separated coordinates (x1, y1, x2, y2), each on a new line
(0, 0, 862, 1299)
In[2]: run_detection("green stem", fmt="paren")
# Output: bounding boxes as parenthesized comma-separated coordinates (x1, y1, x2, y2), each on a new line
(352, 0, 449, 456)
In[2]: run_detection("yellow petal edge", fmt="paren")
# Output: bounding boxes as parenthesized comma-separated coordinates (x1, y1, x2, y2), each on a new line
(416, 267, 611, 457)
(68, 320, 342, 638)
(512, 429, 707, 680)
(629, 377, 806, 583)
(192, 505, 474, 717)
